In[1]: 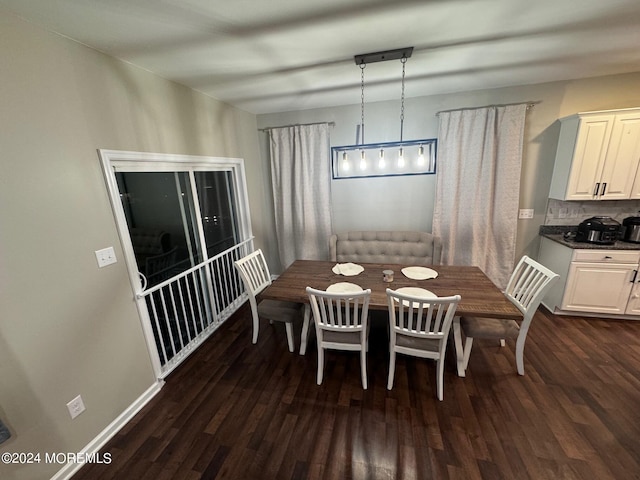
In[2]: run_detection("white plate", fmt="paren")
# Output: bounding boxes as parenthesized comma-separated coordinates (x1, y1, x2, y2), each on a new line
(401, 266, 438, 280)
(395, 287, 437, 299)
(332, 262, 365, 276)
(326, 282, 364, 294)
(394, 287, 437, 307)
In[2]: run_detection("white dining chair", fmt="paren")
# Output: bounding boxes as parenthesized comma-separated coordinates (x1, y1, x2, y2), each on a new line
(452, 255, 559, 376)
(234, 249, 302, 352)
(386, 289, 461, 401)
(306, 286, 372, 389)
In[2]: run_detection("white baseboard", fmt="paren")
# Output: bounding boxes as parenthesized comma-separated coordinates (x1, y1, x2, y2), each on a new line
(50, 380, 164, 480)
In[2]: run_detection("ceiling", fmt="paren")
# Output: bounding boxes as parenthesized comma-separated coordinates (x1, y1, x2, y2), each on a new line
(2, 0, 640, 114)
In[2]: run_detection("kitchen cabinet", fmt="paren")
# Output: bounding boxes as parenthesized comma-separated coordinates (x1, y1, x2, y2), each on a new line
(625, 282, 640, 315)
(563, 258, 635, 314)
(548, 107, 640, 201)
(538, 237, 640, 317)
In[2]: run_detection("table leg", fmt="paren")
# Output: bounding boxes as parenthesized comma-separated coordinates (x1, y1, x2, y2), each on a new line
(299, 304, 311, 355)
(452, 316, 466, 377)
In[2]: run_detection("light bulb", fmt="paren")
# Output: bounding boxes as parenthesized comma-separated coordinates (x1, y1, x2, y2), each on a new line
(378, 149, 385, 169)
(341, 151, 350, 171)
(397, 147, 405, 168)
(416, 145, 425, 167)
(360, 150, 367, 170)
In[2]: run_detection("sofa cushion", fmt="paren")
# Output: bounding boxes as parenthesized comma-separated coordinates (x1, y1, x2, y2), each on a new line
(329, 231, 442, 265)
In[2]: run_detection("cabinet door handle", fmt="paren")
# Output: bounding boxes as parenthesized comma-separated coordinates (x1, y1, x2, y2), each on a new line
(594, 183, 600, 196)
(601, 183, 607, 195)
(632, 270, 638, 283)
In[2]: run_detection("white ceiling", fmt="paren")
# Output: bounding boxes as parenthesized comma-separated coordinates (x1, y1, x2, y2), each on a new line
(2, 0, 640, 114)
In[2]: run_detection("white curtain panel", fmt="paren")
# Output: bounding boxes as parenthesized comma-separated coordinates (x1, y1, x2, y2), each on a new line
(433, 104, 527, 289)
(269, 123, 333, 270)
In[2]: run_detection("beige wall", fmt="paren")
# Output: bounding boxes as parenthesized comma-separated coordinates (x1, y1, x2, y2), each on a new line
(0, 13, 264, 479)
(257, 72, 640, 269)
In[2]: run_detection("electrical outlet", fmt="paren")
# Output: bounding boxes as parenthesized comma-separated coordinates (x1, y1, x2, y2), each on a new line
(518, 209, 534, 219)
(95, 247, 117, 268)
(67, 395, 86, 419)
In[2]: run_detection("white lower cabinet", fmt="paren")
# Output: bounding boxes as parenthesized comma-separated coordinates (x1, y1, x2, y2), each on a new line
(625, 283, 640, 315)
(538, 237, 640, 317)
(563, 262, 635, 314)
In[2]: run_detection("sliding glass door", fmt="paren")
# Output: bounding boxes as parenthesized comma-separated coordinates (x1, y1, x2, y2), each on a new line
(115, 170, 241, 288)
(194, 171, 240, 260)
(100, 150, 253, 377)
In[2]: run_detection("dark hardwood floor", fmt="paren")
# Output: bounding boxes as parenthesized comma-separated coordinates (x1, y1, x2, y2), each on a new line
(73, 306, 640, 479)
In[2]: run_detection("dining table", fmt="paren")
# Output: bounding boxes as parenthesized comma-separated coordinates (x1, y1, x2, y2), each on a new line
(259, 260, 522, 374)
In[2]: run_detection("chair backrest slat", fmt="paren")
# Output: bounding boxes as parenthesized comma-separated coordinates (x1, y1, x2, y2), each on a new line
(504, 255, 560, 330)
(307, 287, 371, 332)
(387, 290, 461, 338)
(234, 249, 272, 296)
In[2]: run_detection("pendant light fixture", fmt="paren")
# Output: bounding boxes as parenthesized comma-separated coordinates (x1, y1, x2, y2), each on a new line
(331, 47, 437, 179)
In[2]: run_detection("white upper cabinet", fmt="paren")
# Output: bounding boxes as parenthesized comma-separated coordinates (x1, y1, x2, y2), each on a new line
(549, 108, 640, 201)
(623, 114, 640, 199)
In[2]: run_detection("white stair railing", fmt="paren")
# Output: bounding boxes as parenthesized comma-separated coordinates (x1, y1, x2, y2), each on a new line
(137, 238, 253, 377)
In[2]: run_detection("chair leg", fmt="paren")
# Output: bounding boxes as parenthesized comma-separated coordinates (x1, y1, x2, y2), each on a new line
(515, 336, 526, 375)
(360, 349, 367, 390)
(387, 350, 396, 390)
(452, 317, 466, 377)
(462, 336, 474, 371)
(285, 322, 295, 353)
(317, 346, 324, 385)
(251, 312, 259, 345)
(436, 358, 445, 401)
(299, 305, 311, 355)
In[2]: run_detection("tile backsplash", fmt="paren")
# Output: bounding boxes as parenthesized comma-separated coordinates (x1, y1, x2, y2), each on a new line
(545, 198, 640, 225)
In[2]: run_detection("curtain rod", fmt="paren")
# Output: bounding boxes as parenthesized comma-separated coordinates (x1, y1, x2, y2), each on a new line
(259, 121, 335, 132)
(435, 101, 539, 116)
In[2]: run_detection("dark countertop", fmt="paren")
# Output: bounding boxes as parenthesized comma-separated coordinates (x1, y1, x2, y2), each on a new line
(541, 233, 640, 250)
(539, 225, 640, 250)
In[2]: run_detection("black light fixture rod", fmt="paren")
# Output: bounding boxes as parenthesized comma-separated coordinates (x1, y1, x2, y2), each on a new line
(354, 47, 413, 65)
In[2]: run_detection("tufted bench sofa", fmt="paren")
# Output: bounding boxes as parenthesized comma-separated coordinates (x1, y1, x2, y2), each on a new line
(329, 231, 442, 265)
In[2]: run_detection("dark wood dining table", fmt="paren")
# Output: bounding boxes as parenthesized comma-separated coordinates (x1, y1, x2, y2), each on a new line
(260, 260, 522, 372)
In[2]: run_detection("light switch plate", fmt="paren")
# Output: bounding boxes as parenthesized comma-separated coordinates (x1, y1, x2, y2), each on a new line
(95, 247, 117, 268)
(518, 209, 534, 219)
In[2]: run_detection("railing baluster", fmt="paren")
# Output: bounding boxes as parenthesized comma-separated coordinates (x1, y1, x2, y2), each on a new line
(216, 262, 223, 319)
(189, 273, 205, 333)
(158, 288, 176, 358)
(191, 270, 206, 329)
(136, 238, 252, 376)
(148, 293, 169, 364)
(176, 277, 194, 337)
(209, 261, 221, 322)
(223, 256, 231, 314)
(167, 283, 186, 348)
(179, 275, 197, 339)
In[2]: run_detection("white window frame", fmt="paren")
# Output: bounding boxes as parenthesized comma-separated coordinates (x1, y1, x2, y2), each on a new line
(98, 149, 253, 377)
